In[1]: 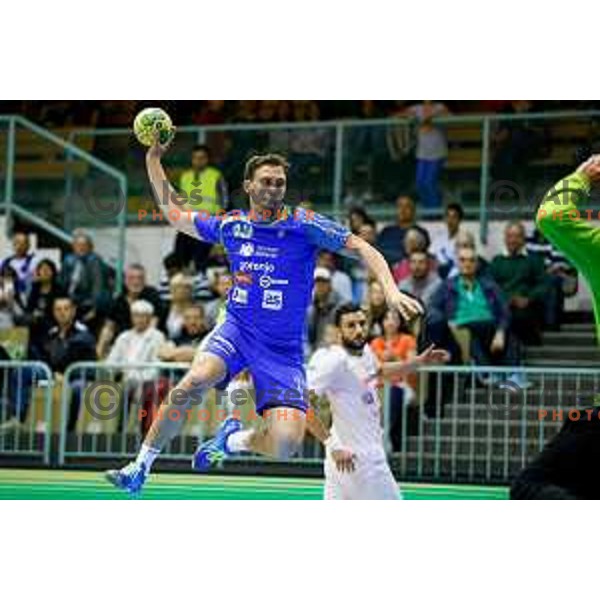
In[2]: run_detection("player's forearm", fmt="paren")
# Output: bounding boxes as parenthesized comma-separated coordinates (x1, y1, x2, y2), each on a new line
(379, 358, 420, 380)
(146, 154, 197, 236)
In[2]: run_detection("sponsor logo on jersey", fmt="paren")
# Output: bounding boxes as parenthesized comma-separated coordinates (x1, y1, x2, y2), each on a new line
(232, 223, 253, 239)
(255, 245, 279, 258)
(262, 290, 283, 310)
(232, 287, 248, 304)
(259, 275, 289, 288)
(233, 271, 253, 286)
(238, 242, 255, 257)
(239, 261, 275, 274)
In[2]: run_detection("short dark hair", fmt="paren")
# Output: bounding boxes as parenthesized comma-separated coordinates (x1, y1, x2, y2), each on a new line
(36, 259, 58, 278)
(192, 144, 210, 156)
(53, 296, 75, 307)
(244, 153, 290, 181)
(446, 202, 464, 220)
(334, 303, 365, 327)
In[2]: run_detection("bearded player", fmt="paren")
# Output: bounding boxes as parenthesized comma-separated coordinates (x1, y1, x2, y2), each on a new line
(106, 134, 423, 494)
(305, 304, 449, 500)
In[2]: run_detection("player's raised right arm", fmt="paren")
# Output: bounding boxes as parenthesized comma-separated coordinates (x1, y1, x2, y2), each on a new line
(536, 156, 600, 282)
(145, 134, 201, 240)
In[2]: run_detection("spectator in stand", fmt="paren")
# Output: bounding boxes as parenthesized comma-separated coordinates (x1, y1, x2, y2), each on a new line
(431, 247, 524, 384)
(363, 280, 388, 341)
(25, 259, 64, 359)
(402, 101, 451, 208)
(399, 250, 442, 309)
(161, 273, 194, 339)
(43, 297, 96, 432)
(317, 250, 353, 304)
(492, 101, 548, 181)
(106, 300, 167, 435)
(158, 305, 209, 364)
(158, 253, 213, 304)
(376, 195, 428, 265)
(60, 229, 108, 334)
(490, 221, 548, 346)
(370, 308, 418, 451)
(348, 206, 371, 234)
(306, 267, 344, 353)
(96, 264, 164, 358)
(526, 228, 577, 331)
(0, 231, 38, 297)
(392, 227, 437, 284)
(0, 264, 27, 330)
(432, 203, 464, 278)
(174, 145, 229, 272)
(446, 230, 489, 279)
(205, 272, 232, 329)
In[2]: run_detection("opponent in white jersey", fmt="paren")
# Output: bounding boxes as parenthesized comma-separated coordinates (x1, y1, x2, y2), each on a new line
(306, 304, 449, 500)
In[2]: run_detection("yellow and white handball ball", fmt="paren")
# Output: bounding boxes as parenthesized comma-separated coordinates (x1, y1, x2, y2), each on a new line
(133, 107, 175, 146)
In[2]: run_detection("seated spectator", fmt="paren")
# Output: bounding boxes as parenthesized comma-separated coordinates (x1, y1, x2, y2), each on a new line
(392, 227, 437, 284)
(432, 203, 464, 278)
(445, 230, 489, 279)
(370, 308, 418, 451)
(431, 247, 523, 383)
(158, 305, 209, 363)
(347, 207, 372, 234)
(107, 300, 167, 435)
(526, 228, 577, 330)
(0, 264, 27, 330)
(97, 263, 164, 358)
(42, 297, 96, 432)
(376, 195, 428, 266)
(60, 229, 109, 333)
(363, 280, 388, 341)
(205, 272, 232, 329)
(306, 268, 344, 353)
(399, 250, 442, 309)
(175, 145, 229, 272)
(25, 259, 64, 359)
(490, 221, 547, 345)
(161, 273, 194, 339)
(317, 250, 353, 304)
(158, 253, 213, 304)
(0, 231, 38, 297)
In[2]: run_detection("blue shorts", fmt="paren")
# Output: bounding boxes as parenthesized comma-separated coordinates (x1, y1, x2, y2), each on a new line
(201, 317, 308, 415)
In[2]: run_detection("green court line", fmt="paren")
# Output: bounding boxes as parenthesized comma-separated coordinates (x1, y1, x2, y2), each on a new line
(0, 469, 509, 500)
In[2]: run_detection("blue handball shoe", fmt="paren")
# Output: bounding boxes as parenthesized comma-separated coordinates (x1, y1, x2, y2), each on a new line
(105, 462, 147, 496)
(192, 417, 243, 472)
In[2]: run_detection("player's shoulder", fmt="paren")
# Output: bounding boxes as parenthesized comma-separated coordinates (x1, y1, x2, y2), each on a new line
(309, 345, 347, 371)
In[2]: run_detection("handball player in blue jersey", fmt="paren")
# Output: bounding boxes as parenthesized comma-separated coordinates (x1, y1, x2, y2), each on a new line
(106, 133, 423, 494)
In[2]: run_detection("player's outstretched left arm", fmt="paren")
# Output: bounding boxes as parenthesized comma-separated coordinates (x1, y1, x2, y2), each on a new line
(378, 344, 450, 380)
(345, 234, 424, 323)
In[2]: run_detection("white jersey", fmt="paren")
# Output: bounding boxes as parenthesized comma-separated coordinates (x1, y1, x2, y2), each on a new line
(307, 344, 385, 461)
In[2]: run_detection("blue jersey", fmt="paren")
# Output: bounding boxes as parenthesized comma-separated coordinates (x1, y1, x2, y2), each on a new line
(194, 207, 351, 350)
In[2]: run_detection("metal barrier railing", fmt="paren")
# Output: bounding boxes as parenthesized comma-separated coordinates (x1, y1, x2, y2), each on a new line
(0, 115, 128, 293)
(0, 361, 54, 464)
(58, 361, 324, 467)
(385, 365, 600, 484)
(6, 358, 597, 484)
